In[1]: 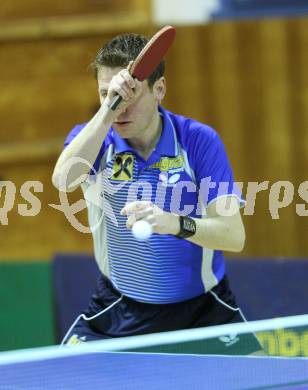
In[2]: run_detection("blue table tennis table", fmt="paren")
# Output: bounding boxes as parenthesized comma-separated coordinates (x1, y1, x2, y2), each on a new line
(1, 351, 308, 390)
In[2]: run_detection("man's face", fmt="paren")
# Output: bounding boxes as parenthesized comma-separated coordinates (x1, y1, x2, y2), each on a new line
(97, 66, 164, 140)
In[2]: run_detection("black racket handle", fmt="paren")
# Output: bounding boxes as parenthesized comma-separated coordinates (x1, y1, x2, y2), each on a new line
(109, 94, 123, 111)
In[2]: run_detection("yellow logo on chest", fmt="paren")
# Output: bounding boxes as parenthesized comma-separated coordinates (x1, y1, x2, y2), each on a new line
(112, 153, 134, 181)
(150, 156, 184, 172)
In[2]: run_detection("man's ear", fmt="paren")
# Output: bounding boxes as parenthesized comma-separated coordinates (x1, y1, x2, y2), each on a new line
(153, 77, 166, 102)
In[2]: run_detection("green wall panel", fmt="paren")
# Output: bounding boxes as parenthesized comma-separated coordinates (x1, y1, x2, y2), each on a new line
(0, 262, 56, 351)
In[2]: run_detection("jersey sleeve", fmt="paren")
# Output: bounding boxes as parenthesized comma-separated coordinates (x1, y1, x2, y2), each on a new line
(192, 127, 245, 208)
(64, 123, 106, 175)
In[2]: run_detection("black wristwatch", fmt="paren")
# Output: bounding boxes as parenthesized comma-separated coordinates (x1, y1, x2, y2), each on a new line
(176, 216, 196, 239)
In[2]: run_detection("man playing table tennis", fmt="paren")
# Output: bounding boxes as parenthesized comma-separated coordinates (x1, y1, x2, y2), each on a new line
(52, 32, 261, 354)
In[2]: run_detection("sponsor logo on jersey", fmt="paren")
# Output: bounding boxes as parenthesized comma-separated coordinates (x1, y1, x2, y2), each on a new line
(151, 156, 184, 172)
(112, 154, 134, 181)
(159, 172, 181, 186)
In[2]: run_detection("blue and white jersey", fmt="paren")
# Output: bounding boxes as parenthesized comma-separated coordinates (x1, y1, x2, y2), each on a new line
(64, 106, 243, 304)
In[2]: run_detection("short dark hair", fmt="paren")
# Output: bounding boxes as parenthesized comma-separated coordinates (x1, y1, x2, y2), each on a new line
(90, 33, 165, 88)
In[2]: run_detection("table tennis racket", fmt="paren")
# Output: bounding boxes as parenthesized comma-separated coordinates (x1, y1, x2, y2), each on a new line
(109, 25, 176, 111)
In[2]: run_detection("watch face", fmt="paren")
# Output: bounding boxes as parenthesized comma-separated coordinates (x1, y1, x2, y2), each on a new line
(183, 217, 196, 233)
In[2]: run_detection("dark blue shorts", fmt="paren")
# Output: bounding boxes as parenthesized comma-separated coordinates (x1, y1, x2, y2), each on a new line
(63, 273, 262, 354)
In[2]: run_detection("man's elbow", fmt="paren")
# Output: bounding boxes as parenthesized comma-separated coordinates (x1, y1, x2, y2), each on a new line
(52, 168, 85, 193)
(52, 169, 72, 192)
(52, 170, 60, 190)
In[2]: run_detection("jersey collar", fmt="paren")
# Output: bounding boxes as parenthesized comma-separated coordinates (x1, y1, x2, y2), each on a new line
(111, 106, 178, 158)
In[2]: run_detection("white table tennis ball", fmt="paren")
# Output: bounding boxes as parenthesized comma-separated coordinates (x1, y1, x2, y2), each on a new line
(132, 220, 152, 241)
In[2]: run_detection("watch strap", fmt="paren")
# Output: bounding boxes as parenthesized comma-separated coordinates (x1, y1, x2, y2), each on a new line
(176, 216, 196, 239)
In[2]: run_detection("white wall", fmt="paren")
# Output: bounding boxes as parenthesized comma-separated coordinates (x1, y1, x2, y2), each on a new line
(153, 0, 220, 24)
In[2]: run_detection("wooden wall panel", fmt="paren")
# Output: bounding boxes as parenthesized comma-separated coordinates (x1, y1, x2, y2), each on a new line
(0, 0, 140, 19)
(0, 162, 92, 259)
(0, 17, 307, 260)
(0, 37, 107, 143)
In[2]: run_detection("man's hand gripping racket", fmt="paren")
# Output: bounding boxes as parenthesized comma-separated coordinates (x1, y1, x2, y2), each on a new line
(108, 25, 176, 111)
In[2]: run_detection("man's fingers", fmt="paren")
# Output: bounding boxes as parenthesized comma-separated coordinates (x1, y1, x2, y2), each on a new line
(126, 214, 136, 228)
(145, 214, 157, 226)
(106, 67, 143, 113)
(112, 83, 131, 101)
(122, 201, 162, 232)
(119, 69, 136, 89)
(121, 201, 152, 216)
(118, 75, 134, 97)
(135, 207, 153, 221)
(127, 60, 134, 73)
(126, 213, 156, 229)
